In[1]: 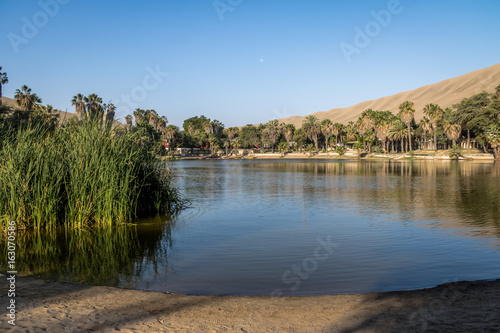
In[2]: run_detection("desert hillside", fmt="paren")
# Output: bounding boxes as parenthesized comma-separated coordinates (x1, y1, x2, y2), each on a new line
(278, 63, 500, 127)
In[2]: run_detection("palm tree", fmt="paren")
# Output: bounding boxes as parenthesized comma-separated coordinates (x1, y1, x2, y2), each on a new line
(143, 109, 152, 125)
(84, 93, 103, 122)
(204, 121, 212, 136)
(320, 119, 333, 151)
(398, 101, 415, 152)
(125, 115, 133, 128)
(442, 108, 462, 147)
(133, 108, 144, 125)
(345, 121, 358, 142)
(419, 117, 432, 150)
(359, 112, 375, 151)
(423, 103, 443, 151)
(227, 127, 239, 142)
(149, 110, 159, 130)
(211, 119, 224, 137)
(223, 139, 230, 156)
(158, 116, 168, 134)
(486, 124, 500, 158)
(15, 85, 42, 111)
(388, 120, 407, 153)
(103, 102, 116, 127)
(231, 137, 240, 156)
(0, 66, 8, 105)
(164, 125, 178, 154)
(302, 115, 321, 151)
(72, 93, 86, 120)
(332, 123, 344, 146)
(283, 124, 295, 151)
(208, 134, 218, 156)
(265, 120, 282, 152)
(375, 120, 391, 153)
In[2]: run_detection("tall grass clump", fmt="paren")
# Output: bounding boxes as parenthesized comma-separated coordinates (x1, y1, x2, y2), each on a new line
(0, 120, 185, 230)
(0, 125, 65, 229)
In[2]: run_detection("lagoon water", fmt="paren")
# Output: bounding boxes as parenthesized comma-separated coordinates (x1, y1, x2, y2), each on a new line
(7, 160, 500, 296)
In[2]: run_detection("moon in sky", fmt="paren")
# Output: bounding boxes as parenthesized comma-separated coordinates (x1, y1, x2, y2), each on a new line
(260, 59, 264, 63)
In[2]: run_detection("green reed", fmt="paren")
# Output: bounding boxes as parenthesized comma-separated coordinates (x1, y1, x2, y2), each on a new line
(0, 121, 185, 230)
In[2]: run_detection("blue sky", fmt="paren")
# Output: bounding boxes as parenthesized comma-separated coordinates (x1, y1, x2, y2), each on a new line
(1, 0, 499, 127)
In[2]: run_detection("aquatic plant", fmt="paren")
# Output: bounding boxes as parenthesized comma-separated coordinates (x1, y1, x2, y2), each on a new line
(0, 121, 185, 230)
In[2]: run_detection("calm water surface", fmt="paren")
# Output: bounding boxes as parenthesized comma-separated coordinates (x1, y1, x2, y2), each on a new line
(6, 160, 500, 296)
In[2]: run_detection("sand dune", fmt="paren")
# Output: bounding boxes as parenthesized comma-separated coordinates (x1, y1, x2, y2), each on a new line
(278, 63, 500, 127)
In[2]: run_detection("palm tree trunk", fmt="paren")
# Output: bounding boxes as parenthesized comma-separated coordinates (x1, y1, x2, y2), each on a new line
(467, 129, 471, 153)
(434, 132, 438, 152)
(401, 138, 404, 153)
(407, 125, 412, 151)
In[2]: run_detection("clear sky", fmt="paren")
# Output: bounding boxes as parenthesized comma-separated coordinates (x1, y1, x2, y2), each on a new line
(1, 0, 499, 128)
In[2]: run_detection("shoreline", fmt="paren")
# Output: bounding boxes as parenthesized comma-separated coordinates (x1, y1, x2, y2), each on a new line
(3, 273, 499, 332)
(175, 152, 497, 161)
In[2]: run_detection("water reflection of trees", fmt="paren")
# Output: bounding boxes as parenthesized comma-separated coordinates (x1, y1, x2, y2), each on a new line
(0, 215, 175, 286)
(248, 160, 500, 240)
(173, 160, 500, 242)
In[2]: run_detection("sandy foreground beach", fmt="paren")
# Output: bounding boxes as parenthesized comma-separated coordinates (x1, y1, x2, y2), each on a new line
(1, 274, 499, 332)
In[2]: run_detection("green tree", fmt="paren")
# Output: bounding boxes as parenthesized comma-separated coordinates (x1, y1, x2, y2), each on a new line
(103, 102, 116, 127)
(363, 129, 376, 152)
(454, 92, 491, 152)
(208, 133, 219, 156)
(419, 117, 432, 150)
(164, 125, 178, 154)
(320, 119, 333, 151)
(302, 115, 321, 151)
(423, 103, 444, 151)
(223, 139, 230, 156)
(125, 115, 133, 128)
(71, 93, 86, 121)
(183, 115, 211, 133)
(442, 108, 462, 147)
(0, 66, 8, 106)
(211, 119, 224, 137)
(133, 108, 145, 125)
(332, 122, 344, 146)
(15, 85, 42, 111)
(292, 128, 307, 152)
(84, 93, 103, 122)
(389, 119, 407, 153)
(486, 124, 500, 158)
(238, 125, 260, 149)
(398, 101, 415, 152)
(283, 124, 295, 151)
(265, 120, 282, 152)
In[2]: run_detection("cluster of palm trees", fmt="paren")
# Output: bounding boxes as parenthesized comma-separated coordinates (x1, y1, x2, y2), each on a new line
(217, 86, 500, 156)
(71, 93, 116, 126)
(125, 108, 179, 150)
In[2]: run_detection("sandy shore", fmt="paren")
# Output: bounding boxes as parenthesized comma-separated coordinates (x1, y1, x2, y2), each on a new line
(2, 274, 499, 332)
